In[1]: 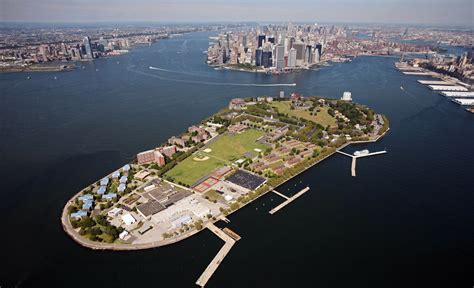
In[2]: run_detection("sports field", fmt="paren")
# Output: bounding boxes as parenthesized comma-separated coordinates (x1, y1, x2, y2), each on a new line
(203, 129, 267, 162)
(165, 129, 267, 186)
(271, 101, 337, 127)
(165, 154, 225, 186)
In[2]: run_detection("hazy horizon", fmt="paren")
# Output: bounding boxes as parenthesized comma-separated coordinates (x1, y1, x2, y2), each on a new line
(1, 0, 473, 26)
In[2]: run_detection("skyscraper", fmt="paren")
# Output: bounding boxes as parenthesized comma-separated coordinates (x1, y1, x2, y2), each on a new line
(275, 45, 285, 69)
(83, 36, 93, 59)
(262, 51, 272, 68)
(255, 47, 263, 66)
(315, 43, 323, 59)
(258, 35, 266, 48)
(305, 45, 313, 64)
(293, 42, 305, 66)
(288, 47, 297, 68)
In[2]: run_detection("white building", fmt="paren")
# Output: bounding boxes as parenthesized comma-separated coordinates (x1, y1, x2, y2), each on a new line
(121, 213, 136, 225)
(341, 91, 352, 101)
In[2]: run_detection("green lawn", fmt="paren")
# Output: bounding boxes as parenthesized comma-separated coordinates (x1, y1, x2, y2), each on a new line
(165, 154, 226, 186)
(204, 129, 267, 162)
(271, 101, 337, 127)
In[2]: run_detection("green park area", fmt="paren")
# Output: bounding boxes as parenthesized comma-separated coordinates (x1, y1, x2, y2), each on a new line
(203, 129, 267, 162)
(165, 153, 226, 186)
(165, 129, 267, 186)
(271, 101, 337, 127)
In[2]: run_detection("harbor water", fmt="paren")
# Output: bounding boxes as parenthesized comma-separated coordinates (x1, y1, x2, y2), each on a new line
(0, 31, 473, 287)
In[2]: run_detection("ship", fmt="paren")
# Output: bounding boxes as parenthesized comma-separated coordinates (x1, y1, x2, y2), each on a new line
(353, 149, 369, 156)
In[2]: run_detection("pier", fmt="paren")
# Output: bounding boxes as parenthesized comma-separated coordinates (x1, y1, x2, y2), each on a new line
(269, 187, 310, 215)
(196, 223, 240, 287)
(271, 189, 290, 200)
(336, 150, 387, 177)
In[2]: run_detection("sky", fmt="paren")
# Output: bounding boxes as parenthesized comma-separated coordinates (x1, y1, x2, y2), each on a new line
(1, 0, 473, 26)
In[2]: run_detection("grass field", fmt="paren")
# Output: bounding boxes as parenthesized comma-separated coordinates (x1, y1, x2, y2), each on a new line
(204, 129, 267, 162)
(165, 129, 267, 186)
(165, 155, 226, 186)
(271, 101, 337, 127)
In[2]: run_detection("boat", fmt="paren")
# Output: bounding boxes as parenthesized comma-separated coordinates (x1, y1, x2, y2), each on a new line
(466, 108, 474, 113)
(400, 86, 404, 90)
(54, 76, 57, 80)
(354, 149, 369, 156)
(26, 76, 31, 79)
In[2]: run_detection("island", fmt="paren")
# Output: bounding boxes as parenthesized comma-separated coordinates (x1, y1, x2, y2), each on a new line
(62, 93, 389, 250)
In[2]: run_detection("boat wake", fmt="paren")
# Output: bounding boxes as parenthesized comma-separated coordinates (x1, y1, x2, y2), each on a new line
(144, 66, 296, 87)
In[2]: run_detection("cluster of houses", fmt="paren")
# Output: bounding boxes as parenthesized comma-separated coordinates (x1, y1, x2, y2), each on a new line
(334, 110, 351, 123)
(228, 96, 275, 111)
(248, 139, 317, 175)
(168, 125, 212, 147)
(70, 164, 131, 220)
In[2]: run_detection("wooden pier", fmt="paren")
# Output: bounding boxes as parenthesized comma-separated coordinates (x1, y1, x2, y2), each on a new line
(196, 223, 240, 287)
(269, 186, 310, 215)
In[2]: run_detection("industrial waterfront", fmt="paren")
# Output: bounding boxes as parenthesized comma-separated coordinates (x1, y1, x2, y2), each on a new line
(1, 31, 473, 287)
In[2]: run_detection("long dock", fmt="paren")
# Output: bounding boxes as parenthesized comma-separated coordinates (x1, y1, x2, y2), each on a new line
(351, 157, 357, 177)
(269, 186, 310, 215)
(337, 150, 387, 177)
(196, 223, 239, 287)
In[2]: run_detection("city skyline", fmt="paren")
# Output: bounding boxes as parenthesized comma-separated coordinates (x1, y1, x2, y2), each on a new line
(1, 0, 473, 26)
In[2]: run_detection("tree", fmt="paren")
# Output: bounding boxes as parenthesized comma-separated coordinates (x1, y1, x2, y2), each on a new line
(80, 217, 96, 228)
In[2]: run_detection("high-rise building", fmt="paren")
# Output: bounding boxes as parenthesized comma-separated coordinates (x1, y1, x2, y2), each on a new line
(275, 45, 285, 69)
(255, 47, 263, 66)
(83, 36, 93, 59)
(315, 43, 323, 59)
(288, 48, 297, 68)
(258, 35, 266, 48)
(293, 43, 305, 66)
(242, 35, 248, 48)
(305, 45, 313, 64)
(262, 51, 272, 68)
(268, 36, 275, 44)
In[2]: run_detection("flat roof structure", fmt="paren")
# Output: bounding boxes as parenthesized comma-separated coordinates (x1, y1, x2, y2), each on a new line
(417, 80, 453, 85)
(137, 200, 166, 217)
(135, 170, 150, 180)
(97, 186, 106, 195)
(100, 178, 109, 186)
(226, 170, 266, 191)
(119, 176, 128, 183)
(428, 85, 468, 91)
(70, 210, 88, 219)
(452, 98, 474, 106)
(440, 91, 474, 98)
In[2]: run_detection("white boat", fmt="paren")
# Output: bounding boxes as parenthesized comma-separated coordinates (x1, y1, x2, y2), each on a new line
(354, 149, 369, 156)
